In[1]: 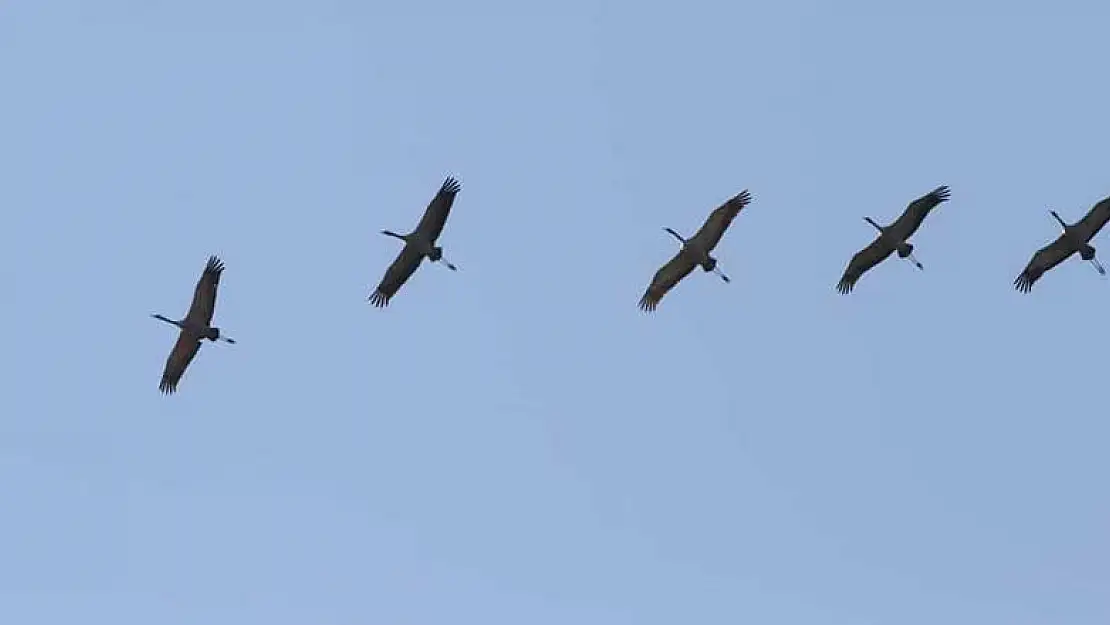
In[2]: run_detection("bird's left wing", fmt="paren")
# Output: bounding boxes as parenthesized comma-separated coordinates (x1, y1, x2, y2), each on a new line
(1074, 195, 1110, 243)
(888, 185, 950, 239)
(688, 189, 752, 252)
(413, 177, 461, 243)
(185, 256, 226, 327)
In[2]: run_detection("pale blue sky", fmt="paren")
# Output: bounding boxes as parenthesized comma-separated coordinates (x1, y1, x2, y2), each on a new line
(1, 1, 1107, 623)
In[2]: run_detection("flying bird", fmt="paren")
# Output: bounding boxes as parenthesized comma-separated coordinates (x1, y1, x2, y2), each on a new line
(1014, 195, 1110, 293)
(836, 185, 951, 294)
(152, 255, 236, 395)
(638, 189, 752, 312)
(369, 176, 461, 307)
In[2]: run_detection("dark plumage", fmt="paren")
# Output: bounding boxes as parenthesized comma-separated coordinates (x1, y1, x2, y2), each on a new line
(638, 189, 752, 312)
(837, 185, 950, 294)
(1014, 195, 1110, 292)
(152, 256, 235, 395)
(370, 176, 461, 307)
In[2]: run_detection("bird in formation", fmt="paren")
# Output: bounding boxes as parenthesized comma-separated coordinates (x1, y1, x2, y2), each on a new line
(150, 177, 1110, 395)
(1013, 195, 1110, 292)
(369, 176, 461, 307)
(836, 185, 950, 294)
(152, 255, 236, 395)
(638, 189, 752, 312)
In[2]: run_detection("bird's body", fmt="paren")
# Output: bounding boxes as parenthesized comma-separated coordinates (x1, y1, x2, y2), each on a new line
(837, 185, 950, 294)
(1014, 196, 1110, 292)
(152, 255, 235, 395)
(638, 189, 752, 312)
(369, 176, 461, 307)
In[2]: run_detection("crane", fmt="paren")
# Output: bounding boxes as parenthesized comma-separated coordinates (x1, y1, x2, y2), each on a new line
(836, 185, 950, 294)
(369, 176, 461, 307)
(638, 189, 752, 312)
(152, 255, 235, 395)
(1014, 195, 1110, 292)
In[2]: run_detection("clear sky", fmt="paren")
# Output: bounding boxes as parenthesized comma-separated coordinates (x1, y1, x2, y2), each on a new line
(1, 1, 1107, 623)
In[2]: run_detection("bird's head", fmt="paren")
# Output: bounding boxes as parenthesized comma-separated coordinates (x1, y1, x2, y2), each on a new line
(1049, 210, 1068, 230)
(662, 227, 686, 245)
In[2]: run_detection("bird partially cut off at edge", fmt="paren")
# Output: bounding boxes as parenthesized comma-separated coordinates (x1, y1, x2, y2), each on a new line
(638, 189, 752, 312)
(1013, 195, 1110, 293)
(369, 176, 461, 307)
(152, 255, 236, 395)
(836, 185, 950, 294)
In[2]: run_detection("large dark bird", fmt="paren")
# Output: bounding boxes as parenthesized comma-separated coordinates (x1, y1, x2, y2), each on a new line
(837, 185, 950, 294)
(638, 189, 752, 312)
(152, 256, 235, 395)
(369, 176, 461, 307)
(1014, 195, 1110, 292)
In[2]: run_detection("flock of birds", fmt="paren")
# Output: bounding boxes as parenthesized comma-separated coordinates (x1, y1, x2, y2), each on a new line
(151, 177, 1110, 394)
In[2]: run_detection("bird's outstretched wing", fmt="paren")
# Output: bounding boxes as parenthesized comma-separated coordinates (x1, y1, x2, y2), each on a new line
(369, 245, 425, 307)
(638, 250, 698, 312)
(159, 332, 201, 394)
(413, 177, 461, 243)
(1073, 195, 1110, 243)
(184, 256, 226, 328)
(836, 236, 894, 294)
(688, 189, 752, 252)
(1013, 234, 1074, 293)
(888, 185, 950, 240)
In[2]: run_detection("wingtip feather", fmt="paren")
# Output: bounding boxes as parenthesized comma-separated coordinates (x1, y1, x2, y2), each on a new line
(441, 177, 462, 194)
(205, 255, 225, 275)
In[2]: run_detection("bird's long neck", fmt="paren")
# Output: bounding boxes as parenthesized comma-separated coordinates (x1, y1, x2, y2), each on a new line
(152, 314, 183, 329)
(664, 228, 687, 245)
(864, 217, 884, 233)
(381, 230, 408, 242)
(1050, 211, 1069, 230)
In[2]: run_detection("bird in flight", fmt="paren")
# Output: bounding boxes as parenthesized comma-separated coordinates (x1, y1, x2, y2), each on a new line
(152, 255, 236, 394)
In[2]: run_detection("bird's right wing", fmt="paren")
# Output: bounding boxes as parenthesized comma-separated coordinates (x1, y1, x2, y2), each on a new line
(638, 250, 698, 312)
(836, 236, 894, 294)
(184, 256, 226, 327)
(369, 244, 425, 307)
(413, 177, 461, 243)
(688, 189, 752, 252)
(1013, 234, 1073, 293)
(159, 332, 201, 394)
